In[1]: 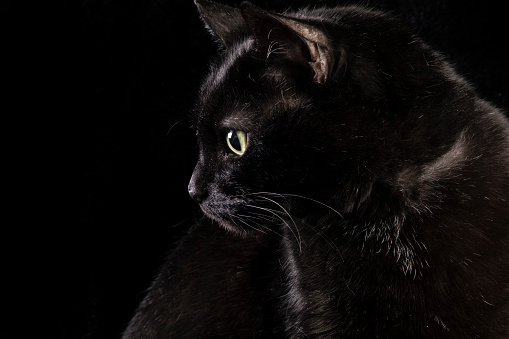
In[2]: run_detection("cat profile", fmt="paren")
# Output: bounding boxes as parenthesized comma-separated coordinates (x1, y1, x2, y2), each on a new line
(123, 1, 509, 338)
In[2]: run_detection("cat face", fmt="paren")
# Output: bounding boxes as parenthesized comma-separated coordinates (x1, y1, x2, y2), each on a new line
(188, 39, 323, 234)
(189, 1, 453, 235)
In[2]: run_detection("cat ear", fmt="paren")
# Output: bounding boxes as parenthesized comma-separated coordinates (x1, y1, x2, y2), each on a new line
(240, 2, 334, 84)
(195, 0, 250, 49)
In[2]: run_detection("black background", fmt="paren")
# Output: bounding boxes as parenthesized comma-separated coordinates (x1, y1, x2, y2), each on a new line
(7, 0, 507, 338)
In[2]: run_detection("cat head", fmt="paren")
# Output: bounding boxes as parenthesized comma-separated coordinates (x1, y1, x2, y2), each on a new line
(189, 1, 461, 235)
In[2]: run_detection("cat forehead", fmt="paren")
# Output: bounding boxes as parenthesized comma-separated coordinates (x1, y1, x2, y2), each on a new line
(220, 112, 255, 130)
(200, 38, 255, 102)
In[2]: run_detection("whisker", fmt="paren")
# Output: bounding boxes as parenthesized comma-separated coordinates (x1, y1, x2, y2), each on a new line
(165, 119, 184, 137)
(298, 217, 345, 263)
(248, 191, 346, 259)
(248, 197, 303, 253)
(246, 192, 353, 295)
(245, 203, 301, 250)
(243, 210, 279, 223)
(252, 192, 344, 219)
(234, 215, 268, 234)
(228, 214, 244, 229)
(284, 193, 344, 219)
(170, 218, 192, 229)
(237, 212, 284, 238)
(243, 203, 294, 238)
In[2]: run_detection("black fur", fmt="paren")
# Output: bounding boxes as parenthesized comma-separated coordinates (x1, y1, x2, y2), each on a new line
(123, 1, 509, 337)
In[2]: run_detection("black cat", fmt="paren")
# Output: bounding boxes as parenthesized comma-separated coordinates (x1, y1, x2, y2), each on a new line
(123, 1, 509, 338)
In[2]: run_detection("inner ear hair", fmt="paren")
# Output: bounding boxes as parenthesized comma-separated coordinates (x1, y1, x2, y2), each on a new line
(306, 40, 328, 83)
(276, 16, 332, 83)
(240, 2, 333, 84)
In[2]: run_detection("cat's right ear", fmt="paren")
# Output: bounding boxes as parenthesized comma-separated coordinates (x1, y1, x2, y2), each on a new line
(239, 2, 336, 84)
(195, 0, 249, 49)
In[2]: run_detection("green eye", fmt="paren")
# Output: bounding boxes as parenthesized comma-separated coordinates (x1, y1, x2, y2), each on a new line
(226, 130, 247, 156)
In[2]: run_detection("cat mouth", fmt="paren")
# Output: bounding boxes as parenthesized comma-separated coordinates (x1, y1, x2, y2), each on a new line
(196, 191, 306, 237)
(199, 203, 248, 235)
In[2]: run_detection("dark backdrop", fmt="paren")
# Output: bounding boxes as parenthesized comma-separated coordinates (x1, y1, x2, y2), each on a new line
(9, 0, 507, 338)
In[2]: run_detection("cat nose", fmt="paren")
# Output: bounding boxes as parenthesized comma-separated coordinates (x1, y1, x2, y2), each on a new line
(188, 182, 206, 203)
(189, 164, 208, 203)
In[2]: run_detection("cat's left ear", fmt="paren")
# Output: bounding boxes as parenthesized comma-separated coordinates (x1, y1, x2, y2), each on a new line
(240, 2, 335, 84)
(195, 0, 250, 49)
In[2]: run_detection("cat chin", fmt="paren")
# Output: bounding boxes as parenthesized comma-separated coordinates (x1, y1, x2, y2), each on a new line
(217, 220, 250, 237)
(199, 205, 250, 237)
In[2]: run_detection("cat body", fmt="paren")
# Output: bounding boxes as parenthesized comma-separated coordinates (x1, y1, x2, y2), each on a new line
(124, 1, 509, 338)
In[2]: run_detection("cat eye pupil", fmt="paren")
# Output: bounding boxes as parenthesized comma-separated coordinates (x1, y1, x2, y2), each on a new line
(229, 133, 241, 150)
(226, 130, 247, 156)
